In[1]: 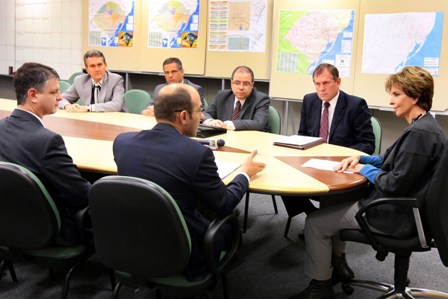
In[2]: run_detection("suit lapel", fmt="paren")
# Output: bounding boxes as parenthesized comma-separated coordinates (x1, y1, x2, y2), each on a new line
(98, 71, 109, 104)
(311, 98, 322, 136)
(239, 89, 254, 119)
(330, 92, 346, 139)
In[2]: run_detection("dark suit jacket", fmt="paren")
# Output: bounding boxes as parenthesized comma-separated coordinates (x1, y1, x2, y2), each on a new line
(151, 79, 206, 107)
(299, 90, 375, 154)
(60, 70, 125, 112)
(0, 109, 91, 245)
(113, 123, 249, 280)
(204, 88, 270, 131)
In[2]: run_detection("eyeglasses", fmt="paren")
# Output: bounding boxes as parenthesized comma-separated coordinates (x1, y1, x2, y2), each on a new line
(174, 108, 204, 113)
(232, 80, 252, 88)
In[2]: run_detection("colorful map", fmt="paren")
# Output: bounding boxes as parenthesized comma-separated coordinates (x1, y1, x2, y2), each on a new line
(276, 9, 354, 77)
(362, 12, 443, 76)
(88, 0, 135, 47)
(148, 0, 200, 48)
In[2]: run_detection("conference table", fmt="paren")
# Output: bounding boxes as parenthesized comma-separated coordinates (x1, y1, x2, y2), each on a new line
(0, 98, 367, 197)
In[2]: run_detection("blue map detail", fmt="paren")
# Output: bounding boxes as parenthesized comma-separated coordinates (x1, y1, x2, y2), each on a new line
(308, 10, 354, 75)
(109, 2, 135, 47)
(169, 3, 199, 48)
(400, 12, 443, 73)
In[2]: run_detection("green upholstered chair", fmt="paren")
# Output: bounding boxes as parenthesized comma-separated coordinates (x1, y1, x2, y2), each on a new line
(59, 80, 71, 93)
(340, 139, 448, 297)
(124, 89, 152, 114)
(0, 162, 93, 299)
(371, 116, 382, 155)
(242, 106, 282, 232)
(89, 176, 241, 299)
(66, 72, 84, 84)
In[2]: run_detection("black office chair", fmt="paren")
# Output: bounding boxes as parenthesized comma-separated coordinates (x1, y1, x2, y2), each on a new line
(340, 139, 448, 298)
(0, 161, 93, 299)
(89, 175, 242, 299)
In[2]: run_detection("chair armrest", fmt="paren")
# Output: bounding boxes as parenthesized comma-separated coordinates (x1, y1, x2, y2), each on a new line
(355, 197, 420, 252)
(75, 207, 93, 247)
(203, 211, 242, 276)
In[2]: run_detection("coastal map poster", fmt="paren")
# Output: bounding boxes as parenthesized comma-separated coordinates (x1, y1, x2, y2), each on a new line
(362, 12, 443, 76)
(88, 0, 135, 47)
(148, 0, 200, 48)
(276, 9, 355, 77)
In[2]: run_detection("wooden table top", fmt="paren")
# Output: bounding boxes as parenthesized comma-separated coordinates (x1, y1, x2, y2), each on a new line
(0, 98, 367, 195)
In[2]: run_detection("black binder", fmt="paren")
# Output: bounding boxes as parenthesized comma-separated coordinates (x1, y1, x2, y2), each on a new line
(196, 124, 227, 138)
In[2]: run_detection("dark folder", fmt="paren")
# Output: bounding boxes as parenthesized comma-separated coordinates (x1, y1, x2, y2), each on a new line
(196, 124, 227, 138)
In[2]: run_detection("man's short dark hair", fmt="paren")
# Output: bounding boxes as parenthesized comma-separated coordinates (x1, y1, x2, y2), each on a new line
(313, 63, 339, 82)
(14, 62, 60, 105)
(83, 49, 106, 66)
(154, 85, 193, 122)
(163, 57, 183, 70)
(231, 66, 254, 82)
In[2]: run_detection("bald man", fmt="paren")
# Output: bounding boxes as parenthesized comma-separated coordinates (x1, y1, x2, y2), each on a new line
(113, 83, 265, 281)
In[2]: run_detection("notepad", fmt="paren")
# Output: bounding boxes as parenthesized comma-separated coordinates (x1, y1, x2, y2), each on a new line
(216, 161, 240, 179)
(273, 135, 324, 150)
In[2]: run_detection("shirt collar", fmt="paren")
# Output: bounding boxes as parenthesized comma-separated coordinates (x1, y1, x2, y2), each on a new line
(16, 108, 45, 126)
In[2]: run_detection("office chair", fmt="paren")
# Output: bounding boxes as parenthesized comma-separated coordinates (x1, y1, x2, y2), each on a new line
(89, 176, 242, 299)
(59, 80, 71, 93)
(0, 161, 93, 299)
(124, 89, 152, 114)
(371, 116, 382, 155)
(340, 139, 448, 298)
(242, 105, 281, 232)
(66, 71, 84, 84)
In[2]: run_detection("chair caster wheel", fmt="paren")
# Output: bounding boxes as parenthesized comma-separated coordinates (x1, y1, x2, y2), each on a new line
(342, 283, 354, 295)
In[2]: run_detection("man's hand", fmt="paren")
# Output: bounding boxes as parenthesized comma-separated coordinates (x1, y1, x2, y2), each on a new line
(64, 104, 89, 112)
(241, 150, 266, 178)
(141, 105, 154, 116)
(207, 119, 227, 128)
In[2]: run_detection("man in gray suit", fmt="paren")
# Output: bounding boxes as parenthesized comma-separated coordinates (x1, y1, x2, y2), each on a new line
(141, 57, 205, 116)
(203, 66, 270, 131)
(59, 49, 125, 112)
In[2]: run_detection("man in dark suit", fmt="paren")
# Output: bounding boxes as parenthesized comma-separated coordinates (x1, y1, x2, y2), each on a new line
(59, 49, 125, 112)
(113, 83, 265, 281)
(0, 62, 91, 246)
(299, 63, 374, 153)
(282, 63, 375, 280)
(141, 57, 206, 116)
(203, 66, 270, 131)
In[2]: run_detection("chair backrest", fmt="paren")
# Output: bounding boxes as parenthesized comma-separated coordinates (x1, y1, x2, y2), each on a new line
(424, 139, 448, 266)
(89, 176, 192, 276)
(59, 80, 71, 93)
(124, 89, 152, 114)
(0, 162, 60, 249)
(67, 72, 84, 84)
(268, 106, 281, 134)
(371, 116, 382, 155)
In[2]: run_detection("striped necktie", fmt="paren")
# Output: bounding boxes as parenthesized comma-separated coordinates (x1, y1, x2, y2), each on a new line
(319, 102, 330, 142)
(231, 101, 241, 121)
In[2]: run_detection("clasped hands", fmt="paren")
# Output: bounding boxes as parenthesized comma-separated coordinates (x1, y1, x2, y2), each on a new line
(333, 155, 364, 173)
(64, 104, 89, 112)
(206, 119, 229, 129)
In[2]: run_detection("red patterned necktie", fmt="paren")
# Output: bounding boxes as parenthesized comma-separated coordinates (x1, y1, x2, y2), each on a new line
(231, 101, 241, 121)
(319, 102, 330, 142)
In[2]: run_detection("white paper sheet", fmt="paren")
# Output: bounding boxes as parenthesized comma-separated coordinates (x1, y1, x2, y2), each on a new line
(301, 158, 354, 173)
(216, 161, 241, 179)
